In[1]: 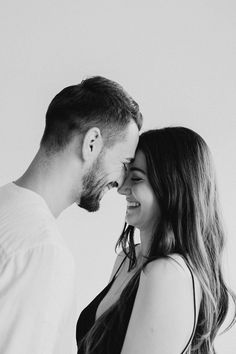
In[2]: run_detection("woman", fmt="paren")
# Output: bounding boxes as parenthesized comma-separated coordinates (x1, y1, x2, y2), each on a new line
(76, 127, 236, 353)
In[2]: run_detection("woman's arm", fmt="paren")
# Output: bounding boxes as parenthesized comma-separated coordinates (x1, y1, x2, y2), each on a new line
(121, 255, 197, 354)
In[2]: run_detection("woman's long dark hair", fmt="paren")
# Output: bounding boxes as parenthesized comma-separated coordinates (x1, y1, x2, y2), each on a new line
(79, 127, 236, 353)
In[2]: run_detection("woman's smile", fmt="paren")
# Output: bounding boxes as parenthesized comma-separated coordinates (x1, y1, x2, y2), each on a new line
(126, 200, 141, 209)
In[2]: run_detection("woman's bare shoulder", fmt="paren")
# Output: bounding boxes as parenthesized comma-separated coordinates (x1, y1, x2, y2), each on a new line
(143, 254, 188, 284)
(144, 254, 194, 279)
(143, 254, 202, 310)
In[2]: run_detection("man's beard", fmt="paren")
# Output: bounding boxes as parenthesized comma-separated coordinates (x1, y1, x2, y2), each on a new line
(79, 157, 107, 212)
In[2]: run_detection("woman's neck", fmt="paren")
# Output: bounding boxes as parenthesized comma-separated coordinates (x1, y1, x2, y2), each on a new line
(139, 229, 153, 263)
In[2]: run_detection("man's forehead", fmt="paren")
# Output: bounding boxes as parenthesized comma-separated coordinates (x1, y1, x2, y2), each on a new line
(124, 121, 140, 141)
(111, 140, 134, 156)
(107, 122, 139, 159)
(123, 123, 139, 151)
(118, 137, 138, 158)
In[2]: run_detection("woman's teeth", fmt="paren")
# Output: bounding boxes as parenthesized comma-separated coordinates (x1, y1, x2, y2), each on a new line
(127, 201, 140, 208)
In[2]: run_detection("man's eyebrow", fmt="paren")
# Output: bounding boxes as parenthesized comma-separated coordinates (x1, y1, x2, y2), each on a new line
(130, 167, 146, 174)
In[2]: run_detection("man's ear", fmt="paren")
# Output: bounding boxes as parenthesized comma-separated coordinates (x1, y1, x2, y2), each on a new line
(82, 127, 103, 162)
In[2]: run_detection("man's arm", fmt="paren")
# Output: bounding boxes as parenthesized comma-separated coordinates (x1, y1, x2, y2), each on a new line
(0, 242, 76, 354)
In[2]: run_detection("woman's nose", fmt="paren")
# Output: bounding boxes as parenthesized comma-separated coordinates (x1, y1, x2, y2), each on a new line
(118, 178, 131, 196)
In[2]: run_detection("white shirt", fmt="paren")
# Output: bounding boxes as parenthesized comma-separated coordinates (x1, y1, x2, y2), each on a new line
(0, 183, 77, 354)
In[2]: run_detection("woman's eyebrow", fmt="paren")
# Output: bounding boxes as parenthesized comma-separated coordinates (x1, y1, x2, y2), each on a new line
(130, 167, 146, 174)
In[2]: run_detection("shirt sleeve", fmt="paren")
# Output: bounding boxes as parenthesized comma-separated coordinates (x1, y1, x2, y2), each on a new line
(0, 242, 76, 354)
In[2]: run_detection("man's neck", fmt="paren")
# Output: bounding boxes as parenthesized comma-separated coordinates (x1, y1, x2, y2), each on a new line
(15, 149, 83, 217)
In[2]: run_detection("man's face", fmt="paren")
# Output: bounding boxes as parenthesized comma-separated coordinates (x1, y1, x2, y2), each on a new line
(79, 121, 139, 212)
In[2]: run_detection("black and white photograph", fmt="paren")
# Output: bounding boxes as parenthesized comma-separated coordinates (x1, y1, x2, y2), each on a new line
(0, 1, 236, 353)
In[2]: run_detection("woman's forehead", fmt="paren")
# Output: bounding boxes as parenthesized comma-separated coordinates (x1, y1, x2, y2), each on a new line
(132, 150, 147, 171)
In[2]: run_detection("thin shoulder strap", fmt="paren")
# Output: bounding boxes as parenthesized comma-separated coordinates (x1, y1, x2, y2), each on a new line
(168, 254, 197, 353)
(111, 244, 140, 282)
(179, 256, 197, 354)
(111, 254, 128, 281)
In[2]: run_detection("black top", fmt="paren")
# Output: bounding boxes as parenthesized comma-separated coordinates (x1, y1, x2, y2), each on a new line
(76, 254, 197, 354)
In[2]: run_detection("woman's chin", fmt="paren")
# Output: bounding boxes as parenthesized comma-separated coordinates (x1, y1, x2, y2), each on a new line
(125, 215, 138, 228)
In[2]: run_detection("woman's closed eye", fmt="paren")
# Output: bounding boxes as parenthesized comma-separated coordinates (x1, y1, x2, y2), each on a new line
(131, 177, 143, 182)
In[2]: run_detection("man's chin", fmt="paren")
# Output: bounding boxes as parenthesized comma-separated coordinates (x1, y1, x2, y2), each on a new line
(78, 198, 100, 213)
(78, 183, 112, 212)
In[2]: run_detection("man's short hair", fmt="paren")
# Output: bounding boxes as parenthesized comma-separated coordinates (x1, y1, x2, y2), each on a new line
(40, 76, 143, 153)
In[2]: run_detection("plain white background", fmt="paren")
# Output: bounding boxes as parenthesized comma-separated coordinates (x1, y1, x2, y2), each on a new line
(0, 0, 235, 352)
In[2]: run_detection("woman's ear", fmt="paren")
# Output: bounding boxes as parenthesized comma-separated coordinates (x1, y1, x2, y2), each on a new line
(81, 127, 103, 162)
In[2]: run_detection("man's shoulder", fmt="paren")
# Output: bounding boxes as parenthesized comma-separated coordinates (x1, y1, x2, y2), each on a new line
(0, 224, 73, 271)
(0, 182, 46, 215)
(0, 183, 67, 264)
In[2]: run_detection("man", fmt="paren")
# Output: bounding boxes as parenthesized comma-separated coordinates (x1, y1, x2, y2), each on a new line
(0, 76, 142, 354)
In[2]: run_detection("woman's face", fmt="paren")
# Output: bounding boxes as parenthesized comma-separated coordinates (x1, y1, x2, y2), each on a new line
(118, 150, 161, 234)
